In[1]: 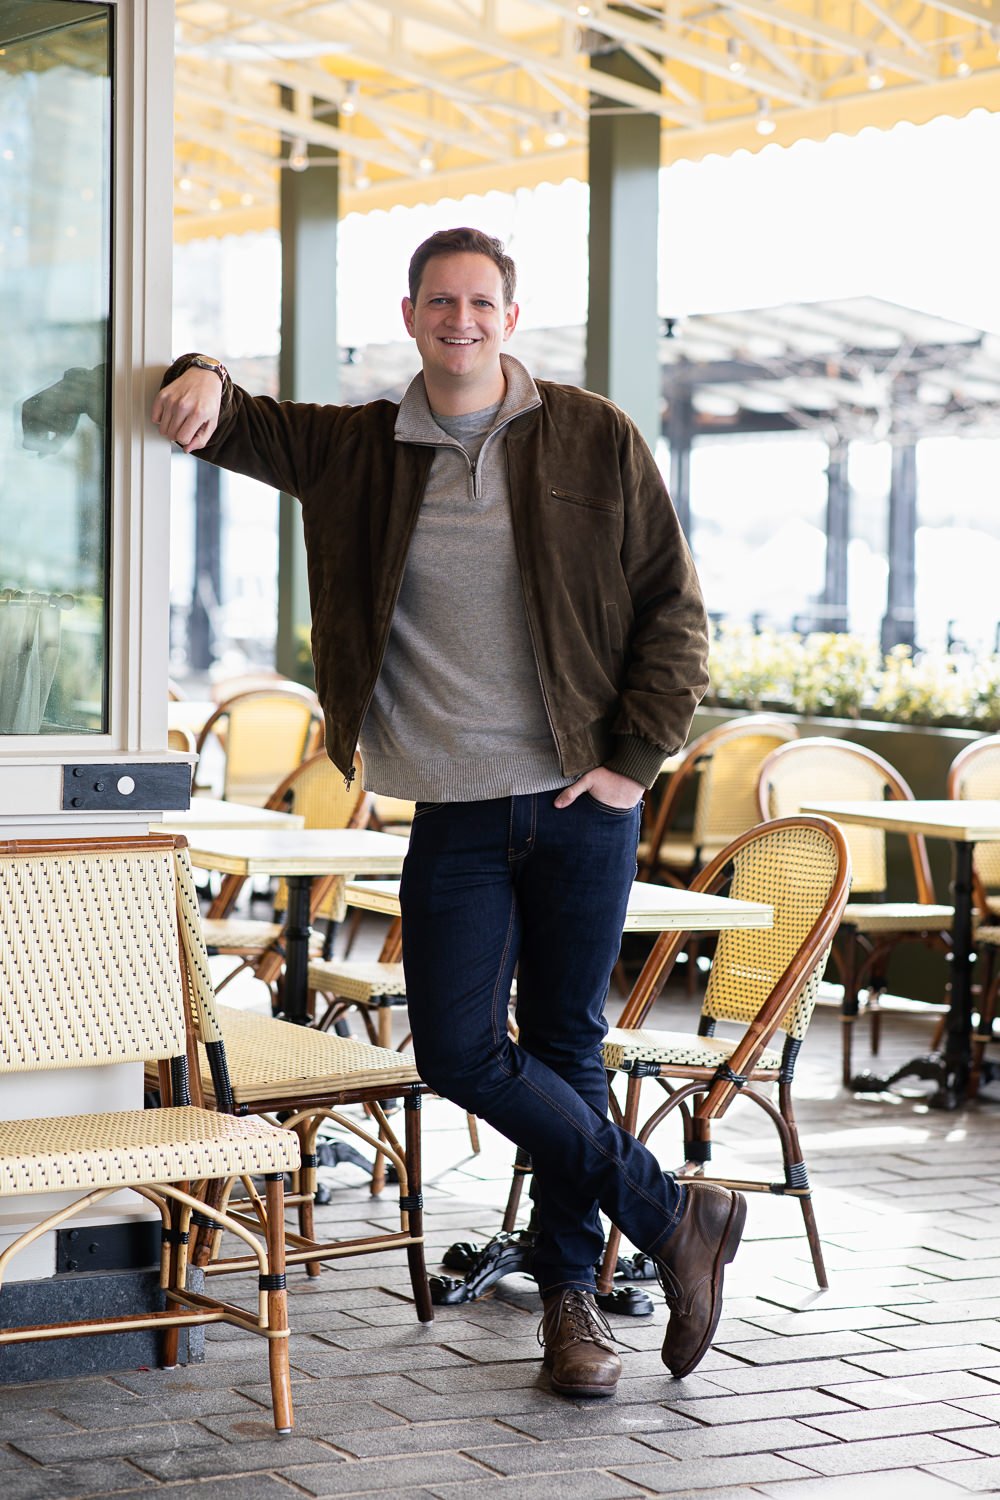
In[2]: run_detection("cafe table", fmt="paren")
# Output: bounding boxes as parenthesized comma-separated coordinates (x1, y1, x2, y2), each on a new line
(186, 828, 408, 1025)
(804, 798, 1000, 1109)
(160, 797, 305, 832)
(343, 876, 773, 934)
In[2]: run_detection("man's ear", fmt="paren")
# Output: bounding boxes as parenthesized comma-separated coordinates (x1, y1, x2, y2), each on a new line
(401, 297, 416, 338)
(503, 301, 520, 341)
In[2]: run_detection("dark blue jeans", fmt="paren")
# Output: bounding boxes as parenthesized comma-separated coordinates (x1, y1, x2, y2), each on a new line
(400, 791, 685, 1297)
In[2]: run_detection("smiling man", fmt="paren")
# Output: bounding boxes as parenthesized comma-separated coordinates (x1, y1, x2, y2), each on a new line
(153, 227, 743, 1398)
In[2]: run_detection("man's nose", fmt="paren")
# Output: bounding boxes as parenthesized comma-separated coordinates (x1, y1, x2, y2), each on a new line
(447, 299, 475, 326)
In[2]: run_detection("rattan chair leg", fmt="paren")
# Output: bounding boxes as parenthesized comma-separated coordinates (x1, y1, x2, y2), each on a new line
(970, 951, 1000, 1099)
(161, 1196, 184, 1370)
(296, 1122, 323, 1278)
(264, 1173, 294, 1433)
(403, 1092, 434, 1322)
(839, 932, 861, 1087)
(777, 1082, 828, 1289)
(501, 1146, 531, 1232)
(596, 1073, 642, 1296)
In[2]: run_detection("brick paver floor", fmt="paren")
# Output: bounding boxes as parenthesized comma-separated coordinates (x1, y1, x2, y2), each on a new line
(4, 932, 1000, 1499)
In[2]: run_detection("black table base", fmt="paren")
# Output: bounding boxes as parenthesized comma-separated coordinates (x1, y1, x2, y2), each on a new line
(850, 1055, 965, 1112)
(429, 1228, 657, 1315)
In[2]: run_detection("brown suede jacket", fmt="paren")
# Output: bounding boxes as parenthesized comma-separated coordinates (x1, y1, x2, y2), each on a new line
(165, 355, 709, 788)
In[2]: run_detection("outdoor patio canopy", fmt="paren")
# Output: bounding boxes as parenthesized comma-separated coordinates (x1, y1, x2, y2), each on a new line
(173, 0, 1000, 234)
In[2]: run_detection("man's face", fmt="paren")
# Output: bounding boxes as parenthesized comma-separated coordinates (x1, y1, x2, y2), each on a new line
(401, 252, 518, 387)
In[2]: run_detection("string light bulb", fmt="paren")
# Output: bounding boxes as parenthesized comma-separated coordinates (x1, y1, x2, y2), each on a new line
(544, 111, 568, 148)
(354, 163, 371, 191)
(341, 81, 358, 116)
(866, 52, 884, 90)
(727, 38, 745, 75)
(288, 137, 309, 172)
(952, 42, 971, 77)
(755, 101, 776, 135)
(417, 141, 435, 173)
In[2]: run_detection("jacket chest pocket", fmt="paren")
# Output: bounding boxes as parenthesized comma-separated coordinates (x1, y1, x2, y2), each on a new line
(547, 485, 620, 515)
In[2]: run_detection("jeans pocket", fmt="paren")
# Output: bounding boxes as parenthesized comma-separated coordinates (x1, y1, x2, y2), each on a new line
(411, 801, 445, 821)
(583, 790, 638, 818)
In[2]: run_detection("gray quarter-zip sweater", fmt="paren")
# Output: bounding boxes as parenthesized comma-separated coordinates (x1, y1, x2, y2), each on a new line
(359, 355, 574, 802)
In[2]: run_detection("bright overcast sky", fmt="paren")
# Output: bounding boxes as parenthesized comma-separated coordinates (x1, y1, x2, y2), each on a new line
(191, 107, 1000, 358)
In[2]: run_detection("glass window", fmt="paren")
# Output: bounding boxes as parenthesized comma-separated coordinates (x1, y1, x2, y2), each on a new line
(0, 1, 111, 733)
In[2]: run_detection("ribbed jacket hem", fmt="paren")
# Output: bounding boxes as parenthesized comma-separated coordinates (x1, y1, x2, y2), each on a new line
(360, 750, 574, 803)
(605, 734, 676, 788)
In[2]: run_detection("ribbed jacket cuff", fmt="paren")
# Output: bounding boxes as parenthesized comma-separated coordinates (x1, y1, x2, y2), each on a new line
(605, 735, 674, 789)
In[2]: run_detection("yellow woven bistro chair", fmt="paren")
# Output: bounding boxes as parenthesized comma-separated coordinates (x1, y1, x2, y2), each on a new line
(0, 833, 301, 1432)
(169, 846, 433, 1314)
(948, 737, 1000, 1095)
(194, 684, 323, 806)
(599, 816, 851, 1292)
(638, 714, 799, 887)
(758, 737, 954, 1086)
(200, 752, 370, 999)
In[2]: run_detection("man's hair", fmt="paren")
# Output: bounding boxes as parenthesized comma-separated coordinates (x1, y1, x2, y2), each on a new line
(408, 228, 517, 307)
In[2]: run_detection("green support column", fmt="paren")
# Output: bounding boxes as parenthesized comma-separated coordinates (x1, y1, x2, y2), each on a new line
(276, 103, 339, 683)
(822, 441, 850, 632)
(881, 440, 917, 653)
(586, 46, 661, 449)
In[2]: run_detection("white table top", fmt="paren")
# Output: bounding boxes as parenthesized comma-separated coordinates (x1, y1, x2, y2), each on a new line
(344, 878, 773, 933)
(804, 800, 1000, 844)
(187, 827, 408, 878)
(167, 699, 217, 736)
(160, 798, 305, 833)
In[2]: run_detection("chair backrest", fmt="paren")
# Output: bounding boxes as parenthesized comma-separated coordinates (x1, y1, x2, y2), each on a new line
(690, 715, 799, 857)
(757, 736, 934, 901)
(641, 714, 797, 879)
(948, 735, 1000, 894)
(273, 751, 370, 920)
(196, 685, 322, 805)
(700, 817, 850, 1044)
(0, 836, 205, 1084)
(616, 817, 851, 1094)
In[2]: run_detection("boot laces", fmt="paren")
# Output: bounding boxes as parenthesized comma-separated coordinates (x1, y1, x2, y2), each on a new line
(537, 1289, 616, 1352)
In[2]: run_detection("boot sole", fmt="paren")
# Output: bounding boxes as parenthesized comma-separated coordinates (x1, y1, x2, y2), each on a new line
(549, 1373, 620, 1398)
(665, 1190, 747, 1379)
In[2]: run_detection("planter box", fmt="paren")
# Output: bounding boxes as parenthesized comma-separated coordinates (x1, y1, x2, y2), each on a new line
(688, 706, 986, 1007)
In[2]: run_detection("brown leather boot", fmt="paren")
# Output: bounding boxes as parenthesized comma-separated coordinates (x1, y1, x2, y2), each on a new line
(539, 1289, 622, 1397)
(653, 1183, 747, 1379)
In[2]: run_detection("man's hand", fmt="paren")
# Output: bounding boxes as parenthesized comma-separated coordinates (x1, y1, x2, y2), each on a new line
(151, 367, 223, 453)
(554, 766, 644, 811)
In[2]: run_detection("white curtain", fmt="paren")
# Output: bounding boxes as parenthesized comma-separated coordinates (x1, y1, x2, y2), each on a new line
(0, 596, 64, 734)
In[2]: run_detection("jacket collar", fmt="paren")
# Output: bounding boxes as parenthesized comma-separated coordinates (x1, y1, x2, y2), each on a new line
(394, 353, 542, 445)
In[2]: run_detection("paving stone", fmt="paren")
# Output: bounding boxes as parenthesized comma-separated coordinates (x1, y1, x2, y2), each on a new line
(938, 1426, 1000, 1456)
(329, 1418, 533, 1459)
(639, 1418, 834, 1459)
(949, 1393, 1000, 1421)
(902, 1298, 1000, 1322)
(281, 1452, 492, 1495)
(775, 1432, 968, 1475)
(133, 1435, 341, 1481)
(428, 1475, 648, 1500)
(815, 1372, 1000, 1408)
(501, 1406, 700, 1440)
(925, 1456, 1000, 1490)
(865, 1320, 1000, 1350)
(842, 1344, 1000, 1377)
(0, 1459, 158, 1499)
(715, 1331, 892, 1365)
(757, 1472, 965, 1498)
(55, 1388, 265, 1426)
(744, 1308, 918, 1336)
(12, 1420, 219, 1464)
(661, 1390, 857, 1425)
(693, 1359, 878, 1395)
(287, 1344, 469, 1378)
(800, 1402, 991, 1440)
(610, 1451, 812, 1490)
(94, 1481, 298, 1500)
(235, 1373, 430, 1409)
(200, 1406, 408, 1442)
(322, 1320, 494, 1350)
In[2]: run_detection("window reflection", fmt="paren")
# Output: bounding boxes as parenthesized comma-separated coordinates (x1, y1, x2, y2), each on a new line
(0, 1, 111, 733)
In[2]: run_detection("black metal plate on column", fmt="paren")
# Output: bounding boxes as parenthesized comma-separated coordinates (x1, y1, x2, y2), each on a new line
(61, 762, 192, 812)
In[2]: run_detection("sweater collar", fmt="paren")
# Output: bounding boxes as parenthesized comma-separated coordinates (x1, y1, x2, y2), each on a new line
(394, 353, 541, 445)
